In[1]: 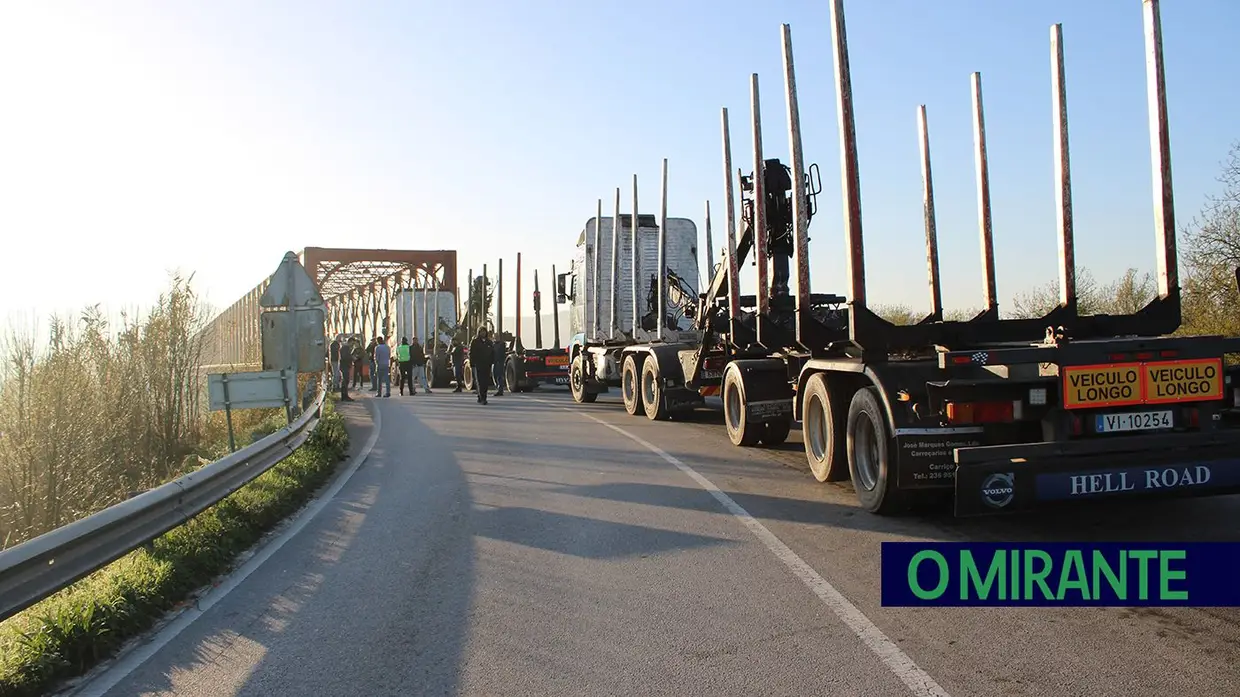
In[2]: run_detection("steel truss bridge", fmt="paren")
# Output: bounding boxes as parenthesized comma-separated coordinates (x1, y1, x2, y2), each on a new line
(200, 247, 458, 367)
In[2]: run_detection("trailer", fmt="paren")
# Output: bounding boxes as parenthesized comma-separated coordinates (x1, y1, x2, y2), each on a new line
(393, 286, 458, 388)
(728, 0, 1240, 517)
(568, 0, 1240, 519)
(558, 170, 705, 409)
(498, 253, 571, 392)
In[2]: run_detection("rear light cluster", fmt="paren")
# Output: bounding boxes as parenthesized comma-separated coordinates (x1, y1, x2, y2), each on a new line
(945, 400, 1020, 424)
(703, 356, 725, 370)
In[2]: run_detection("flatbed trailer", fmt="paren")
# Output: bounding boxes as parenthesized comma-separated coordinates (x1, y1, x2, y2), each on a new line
(574, 0, 1240, 518)
(788, 0, 1240, 516)
(503, 254, 571, 391)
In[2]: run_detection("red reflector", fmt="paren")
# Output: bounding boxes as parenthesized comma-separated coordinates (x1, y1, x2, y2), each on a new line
(1071, 415, 1083, 435)
(1135, 351, 1154, 360)
(1185, 408, 1199, 427)
(1108, 353, 1128, 361)
(1160, 350, 1178, 358)
(951, 356, 972, 365)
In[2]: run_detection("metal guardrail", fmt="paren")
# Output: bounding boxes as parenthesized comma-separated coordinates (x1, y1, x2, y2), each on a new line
(0, 385, 329, 624)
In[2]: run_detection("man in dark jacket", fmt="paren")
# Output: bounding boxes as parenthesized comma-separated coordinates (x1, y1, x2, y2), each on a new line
(469, 328, 494, 404)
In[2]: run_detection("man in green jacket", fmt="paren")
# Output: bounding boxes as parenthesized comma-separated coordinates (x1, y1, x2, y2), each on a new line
(397, 337, 413, 395)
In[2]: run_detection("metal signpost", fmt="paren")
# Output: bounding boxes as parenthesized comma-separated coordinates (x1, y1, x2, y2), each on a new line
(208, 253, 326, 446)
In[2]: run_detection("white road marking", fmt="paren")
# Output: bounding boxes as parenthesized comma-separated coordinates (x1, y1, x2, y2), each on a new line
(74, 402, 384, 697)
(537, 398, 950, 697)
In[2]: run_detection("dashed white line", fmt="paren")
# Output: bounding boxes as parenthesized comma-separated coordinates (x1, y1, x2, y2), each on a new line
(536, 398, 951, 697)
(74, 402, 384, 697)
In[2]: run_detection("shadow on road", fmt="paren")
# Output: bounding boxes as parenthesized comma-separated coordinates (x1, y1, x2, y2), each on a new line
(471, 506, 736, 559)
(115, 399, 478, 696)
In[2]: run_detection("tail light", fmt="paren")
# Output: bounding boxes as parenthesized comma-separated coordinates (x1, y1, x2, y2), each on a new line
(945, 400, 1017, 424)
(1183, 407, 1199, 428)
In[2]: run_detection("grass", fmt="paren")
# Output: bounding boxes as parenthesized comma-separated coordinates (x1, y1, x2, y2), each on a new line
(0, 398, 350, 697)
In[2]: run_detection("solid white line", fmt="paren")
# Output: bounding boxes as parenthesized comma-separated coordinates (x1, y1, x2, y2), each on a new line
(73, 402, 384, 697)
(533, 398, 950, 697)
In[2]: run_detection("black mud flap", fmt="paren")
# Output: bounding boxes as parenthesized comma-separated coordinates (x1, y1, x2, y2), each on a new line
(954, 436, 1240, 517)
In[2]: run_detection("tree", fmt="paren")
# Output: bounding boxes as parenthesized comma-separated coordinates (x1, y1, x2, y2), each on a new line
(1180, 142, 1240, 337)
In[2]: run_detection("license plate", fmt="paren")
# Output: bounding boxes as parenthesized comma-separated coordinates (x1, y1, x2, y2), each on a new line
(546, 355, 568, 366)
(1095, 410, 1173, 433)
(1062, 358, 1223, 410)
(553, 376, 569, 384)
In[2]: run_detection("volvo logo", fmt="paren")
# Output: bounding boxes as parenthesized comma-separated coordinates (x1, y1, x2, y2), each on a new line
(980, 472, 1015, 509)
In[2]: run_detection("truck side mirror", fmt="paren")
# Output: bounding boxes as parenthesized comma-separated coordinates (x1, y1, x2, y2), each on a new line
(556, 272, 572, 304)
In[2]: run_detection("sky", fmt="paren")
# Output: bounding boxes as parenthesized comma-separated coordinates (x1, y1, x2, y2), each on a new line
(2, 0, 1239, 340)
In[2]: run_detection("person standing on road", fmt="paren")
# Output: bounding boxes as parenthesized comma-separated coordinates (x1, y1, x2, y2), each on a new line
(409, 336, 432, 394)
(451, 340, 466, 392)
(469, 328, 494, 404)
(329, 335, 342, 390)
(374, 336, 392, 398)
(351, 338, 365, 388)
(338, 341, 355, 401)
(397, 337, 413, 396)
(492, 333, 507, 397)
(368, 337, 380, 393)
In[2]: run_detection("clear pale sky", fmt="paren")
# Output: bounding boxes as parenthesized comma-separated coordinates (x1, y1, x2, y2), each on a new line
(2, 0, 1238, 332)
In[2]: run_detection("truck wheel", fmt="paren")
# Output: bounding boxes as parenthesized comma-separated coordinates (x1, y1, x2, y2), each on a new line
(622, 355, 644, 416)
(803, 373, 850, 482)
(846, 386, 905, 515)
(463, 361, 474, 392)
(641, 358, 669, 421)
(571, 354, 596, 403)
(723, 363, 762, 446)
(505, 358, 519, 394)
(761, 418, 791, 446)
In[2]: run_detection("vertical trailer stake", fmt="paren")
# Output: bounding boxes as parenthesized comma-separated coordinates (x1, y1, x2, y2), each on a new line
(534, 269, 543, 349)
(611, 187, 621, 341)
(828, 0, 867, 323)
(552, 264, 562, 349)
(971, 72, 1000, 316)
(497, 258, 504, 338)
(1144, 0, 1177, 301)
(704, 200, 716, 284)
(466, 268, 473, 339)
(593, 199, 603, 339)
(631, 174, 641, 339)
(1050, 23, 1076, 311)
(917, 104, 943, 321)
(482, 263, 488, 334)
(657, 158, 669, 341)
(721, 108, 742, 340)
(516, 254, 523, 350)
(750, 73, 770, 337)
(781, 23, 811, 348)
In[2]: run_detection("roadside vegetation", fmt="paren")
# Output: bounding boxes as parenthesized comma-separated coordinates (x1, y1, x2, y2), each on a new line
(0, 274, 351, 696)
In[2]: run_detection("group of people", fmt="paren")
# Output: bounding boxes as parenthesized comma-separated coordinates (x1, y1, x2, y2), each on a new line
(327, 327, 510, 405)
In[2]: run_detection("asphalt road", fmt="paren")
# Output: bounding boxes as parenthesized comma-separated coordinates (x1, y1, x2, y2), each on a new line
(70, 387, 1240, 697)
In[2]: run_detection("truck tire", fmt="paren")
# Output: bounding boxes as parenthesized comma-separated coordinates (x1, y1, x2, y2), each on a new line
(722, 363, 762, 446)
(463, 361, 474, 392)
(571, 354, 597, 403)
(846, 386, 906, 515)
(622, 354, 644, 416)
(505, 358, 519, 394)
(641, 358, 669, 421)
(802, 372, 850, 482)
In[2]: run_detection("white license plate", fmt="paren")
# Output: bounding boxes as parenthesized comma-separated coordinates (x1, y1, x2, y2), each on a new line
(1095, 410, 1173, 433)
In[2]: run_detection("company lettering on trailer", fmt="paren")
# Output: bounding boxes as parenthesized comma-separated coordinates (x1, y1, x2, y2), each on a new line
(1144, 358, 1223, 404)
(1062, 363, 1142, 409)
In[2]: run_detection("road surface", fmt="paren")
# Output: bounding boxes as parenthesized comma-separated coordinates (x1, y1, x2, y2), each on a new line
(70, 389, 1240, 696)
